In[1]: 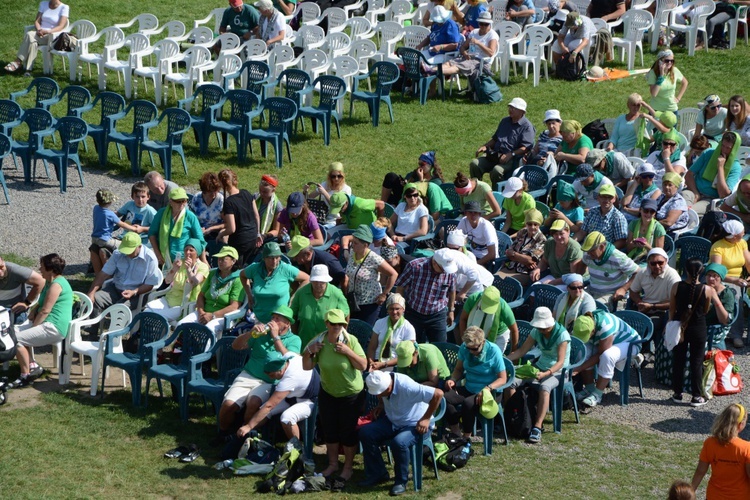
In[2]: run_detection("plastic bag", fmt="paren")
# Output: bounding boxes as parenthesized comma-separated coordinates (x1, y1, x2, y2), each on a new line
(664, 320, 682, 352)
(708, 349, 743, 396)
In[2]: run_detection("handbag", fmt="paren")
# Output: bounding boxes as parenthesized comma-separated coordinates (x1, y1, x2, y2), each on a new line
(665, 284, 705, 352)
(52, 32, 77, 52)
(346, 252, 370, 313)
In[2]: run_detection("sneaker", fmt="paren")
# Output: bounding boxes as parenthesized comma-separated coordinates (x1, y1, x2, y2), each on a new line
(582, 391, 603, 407)
(527, 427, 542, 444)
(576, 387, 591, 402)
(8, 376, 31, 389)
(671, 393, 685, 404)
(690, 396, 708, 407)
(28, 365, 44, 379)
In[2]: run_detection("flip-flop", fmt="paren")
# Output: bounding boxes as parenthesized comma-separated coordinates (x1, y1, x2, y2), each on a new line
(179, 444, 201, 463)
(164, 445, 190, 459)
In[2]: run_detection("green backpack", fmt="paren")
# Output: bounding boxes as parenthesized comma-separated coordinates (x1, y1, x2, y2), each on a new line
(256, 447, 305, 494)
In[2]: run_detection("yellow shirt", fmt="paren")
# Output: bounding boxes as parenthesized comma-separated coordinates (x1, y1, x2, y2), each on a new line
(710, 239, 748, 278)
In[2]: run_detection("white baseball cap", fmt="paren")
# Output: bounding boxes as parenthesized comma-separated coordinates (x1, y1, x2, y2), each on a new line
(366, 370, 391, 395)
(508, 97, 527, 112)
(501, 177, 524, 198)
(636, 163, 657, 177)
(433, 248, 458, 274)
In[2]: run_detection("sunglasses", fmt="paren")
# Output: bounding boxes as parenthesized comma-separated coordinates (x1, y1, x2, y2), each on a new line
(663, 59, 674, 63)
(330, 174, 343, 179)
(709, 105, 721, 110)
(641, 209, 656, 214)
(467, 342, 484, 353)
(640, 174, 655, 179)
(568, 285, 584, 290)
(662, 141, 677, 147)
(649, 260, 667, 266)
(406, 193, 420, 198)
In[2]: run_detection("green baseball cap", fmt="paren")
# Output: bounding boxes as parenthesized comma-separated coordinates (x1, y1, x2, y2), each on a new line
(479, 387, 499, 419)
(325, 309, 348, 325)
(396, 341, 417, 368)
(118, 232, 142, 255)
(264, 354, 288, 373)
(169, 187, 188, 201)
(288, 235, 311, 258)
(213, 246, 239, 260)
(329, 192, 349, 215)
(573, 315, 595, 342)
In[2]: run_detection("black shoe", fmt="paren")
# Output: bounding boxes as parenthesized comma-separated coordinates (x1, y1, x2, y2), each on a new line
(8, 376, 31, 389)
(28, 365, 44, 379)
(671, 393, 685, 404)
(390, 484, 407, 496)
(358, 474, 390, 487)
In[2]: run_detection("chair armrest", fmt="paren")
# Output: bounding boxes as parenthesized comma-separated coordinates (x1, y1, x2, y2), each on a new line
(222, 70, 242, 89)
(106, 111, 127, 127)
(9, 89, 30, 102)
(177, 96, 195, 110)
(140, 119, 161, 133)
(223, 305, 247, 331)
(263, 81, 279, 96)
(36, 128, 57, 139)
(188, 351, 214, 379)
(147, 286, 170, 302)
(104, 326, 131, 355)
(74, 102, 96, 116)
(193, 14, 213, 28)
(297, 86, 315, 97)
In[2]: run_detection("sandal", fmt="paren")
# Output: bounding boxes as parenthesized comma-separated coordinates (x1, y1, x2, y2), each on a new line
(4, 61, 20, 72)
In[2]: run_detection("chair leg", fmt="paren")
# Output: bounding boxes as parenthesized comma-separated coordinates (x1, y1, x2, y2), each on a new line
(0, 171, 10, 204)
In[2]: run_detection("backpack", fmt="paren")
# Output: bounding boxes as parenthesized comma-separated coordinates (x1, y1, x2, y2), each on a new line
(472, 60, 502, 104)
(430, 432, 473, 472)
(582, 119, 610, 145)
(257, 446, 305, 494)
(589, 28, 613, 67)
(504, 384, 539, 439)
(556, 52, 586, 81)
(695, 211, 728, 243)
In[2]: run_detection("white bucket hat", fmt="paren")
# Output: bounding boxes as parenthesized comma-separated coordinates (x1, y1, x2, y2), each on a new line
(309, 264, 332, 283)
(508, 97, 527, 112)
(530, 307, 556, 329)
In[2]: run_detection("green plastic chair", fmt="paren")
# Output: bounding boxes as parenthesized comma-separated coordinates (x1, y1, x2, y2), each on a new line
(550, 336, 586, 433)
(349, 61, 399, 127)
(347, 319, 373, 352)
(613, 310, 653, 406)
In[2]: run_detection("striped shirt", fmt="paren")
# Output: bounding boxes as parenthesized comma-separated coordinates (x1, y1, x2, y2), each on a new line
(591, 312, 641, 346)
(582, 248, 638, 295)
(395, 257, 456, 315)
(581, 206, 628, 243)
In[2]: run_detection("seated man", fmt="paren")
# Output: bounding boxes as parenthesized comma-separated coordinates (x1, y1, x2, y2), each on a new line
(395, 340, 451, 388)
(440, 12, 499, 79)
(215, 306, 301, 444)
(235, 353, 319, 443)
(585, 148, 634, 189)
(287, 235, 346, 286)
(578, 231, 638, 310)
(470, 97, 536, 187)
(577, 184, 628, 249)
(220, 0, 260, 41)
(328, 192, 385, 230)
(572, 163, 614, 211)
(144, 171, 179, 211)
(0, 255, 45, 324)
(587, 0, 625, 23)
(359, 370, 444, 496)
(86, 232, 161, 316)
(683, 131, 743, 215)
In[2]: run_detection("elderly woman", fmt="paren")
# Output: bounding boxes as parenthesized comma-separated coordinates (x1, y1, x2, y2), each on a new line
(290, 264, 349, 347)
(256, 174, 282, 238)
(645, 129, 687, 188)
(554, 120, 593, 168)
(497, 209, 546, 287)
(390, 184, 429, 244)
(144, 239, 210, 322)
(148, 187, 206, 270)
(551, 11, 596, 64)
(440, 12, 498, 79)
(5, 0, 69, 75)
(684, 132, 743, 215)
(271, 192, 324, 248)
(529, 109, 563, 166)
(454, 171, 502, 220)
(457, 201, 499, 267)
(532, 219, 583, 287)
(10, 253, 72, 388)
(552, 273, 596, 332)
(655, 172, 689, 237)
(416, 5, 462, 64)
(189, 172, 224, 246)
(726, 95, 750, 147)
(241, 242, 309, 325)
(444, 326, 507, 437)
(544, 180, 584, 234)
(625, 199, 666, 265)
(255, 0, 286, 47)
(508, 307, 571, 444)
(709, 220, 750, 349)
(621, 163, 662, 222)
(695, 94, 728, 143)
(607, 93, 657, 154)
(499, 177, 535, 235)
(344, 225, 398, 326)
(366, 293, 416, 371)
(647, 49, 688, 113)
(302, 309, 367, 489)
(459, 285, 519, 353)
(217, 168, 261, 266)
(705, 262, 735, 350)
(177, 246, 243, 338)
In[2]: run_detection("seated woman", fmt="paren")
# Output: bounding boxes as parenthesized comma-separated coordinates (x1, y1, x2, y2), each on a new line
(554, 120, 592, 168)
(656, 172, 689, 237)
(177, 246, 242, 338)
(499, 177, 535, 235)
(381, 151, 444, 207)
(625, 199, 666, 265)
(366, 294, 416, 371)
(256, 174, 283, 238)
(645, 110, 677, 154)
(271, 192, 324, 248)
(496, 208, 547, 287)
(704, 263, 735, 350)
(645, 129, 687, 188)
(459, 285, 519, 353)
(506, 0, 537, 28)
(144, 238, 210, 322)
(444, 326, 507, 437)
(454, 171, 501, 220)
(621, 163, 662, 222)
(531, 219, 583, 287)
(5, 0, 69, 75)
(189, 172, 224, 253)
(457, 201, 499, 268)
(726, 94, 750, 147)
(10, 253, 72, 388)
(528, 109, 563, 166)
(422, 0, 463, 27)
(686, 134, 711, 168)
(507, 307, 570, 444)
(552, 273, 596, 332)
(695, 94, 728, 144)
(683, 132, 743, 215)
(544, 179, 584, 235)
(255, 0, 286, 48)
(572, 310, 641, 408)
(390, 184, 430, 244)
(148, 187, 206, 270)
(551, 12, 596, 65)
(305, 162, 352, 210)
(415, 5, 462, 65)
(607, 93, 658, 155)
(454, 0, 489, 29)
(394, 340, 451, 387)
(440, 12, 498, 79)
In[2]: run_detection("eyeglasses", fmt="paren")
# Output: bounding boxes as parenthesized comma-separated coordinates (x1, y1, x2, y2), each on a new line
(663, 59, 674, 63)
(649, 260, 667, 266)
(641, 209, 656, 214)
(662, 141, 677, 147)
(568, 285, 584, 290)
(709, 105, 721, 110)
(330, 174, 343, 179)
(406, 193, 420, 198)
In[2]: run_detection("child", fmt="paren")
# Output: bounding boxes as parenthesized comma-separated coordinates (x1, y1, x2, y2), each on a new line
(668, 480, 695, 500)
(117, 181, 157, 246)
(90, 189, 136, 274)
(691, 403, 750, 499)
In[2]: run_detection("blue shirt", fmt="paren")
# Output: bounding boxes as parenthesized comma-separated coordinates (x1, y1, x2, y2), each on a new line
(689, 149, 742, 199)
(117, 201, 157, 244)
(102, 245, 161, 291)
(383, 372, 436, 427)
(581, 206, 628, 242)
(91, 205, 121, 240)
(428, 19, 462, 52)
(464, 3, 488, 28)
(458, 341, 506, 394)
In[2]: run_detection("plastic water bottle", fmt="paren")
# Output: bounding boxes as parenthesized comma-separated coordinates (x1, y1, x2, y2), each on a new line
(458, 442, 471, 462)
(252, 325, 271, 338)
(214, 459, 233, 470)
(281, 227, 290, 246)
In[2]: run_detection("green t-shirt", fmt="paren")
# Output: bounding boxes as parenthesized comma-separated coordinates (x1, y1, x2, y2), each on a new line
(646, 67, 684, 112)
(398, 343, 450, 383)
(220, 4, 260, 37)
(290, 283, 350, 347)
(244, 261, 299, 323)
(40, 276, 73, 339)
(543, 238, 583, 278)
(426, 182, 453, 214)
(463, 292, 515, 342)
(460, 180, 493, 215)
(344, 196, 377, 229)
(561, 134, 594, 155)
(200, 270, 244, 313)
(503, 192, 536, 231)
(310, 332, 365, 397)
(627, 219, 666, 243)
(244, 330, 301, 383)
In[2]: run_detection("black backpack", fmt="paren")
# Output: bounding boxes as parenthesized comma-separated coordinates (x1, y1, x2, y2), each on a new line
(695, 211, 728, 243)
(257, 447, 305, 494)
(582, 119, 610, 145)
(504, 385, 539, 439)
(429, 432, 473, 472)
(556, 52, 586, 81)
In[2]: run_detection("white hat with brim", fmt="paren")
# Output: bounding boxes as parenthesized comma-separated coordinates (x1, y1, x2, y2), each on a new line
(530, 307, 556, 329)
(508, 97, 527, 112)
(430, 5, 451, 23)
(309, 264, 332, 283)
(501, 177, 524, 198)
(433, 248, 458, 274)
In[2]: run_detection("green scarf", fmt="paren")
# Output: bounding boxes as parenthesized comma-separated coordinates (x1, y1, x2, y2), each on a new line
(634, 117, 650, 157)
(594, 241, 615, 266)
(634, 183, 658, 202)
(584, 171, 605, 193)
(379, 315, 405, 360)
(257, 194, 278, 234)
(627, 217, 657, 262)
(158, 205, 186, 267)
(207, 269, 240, 301)
(701, 132, 741, 183)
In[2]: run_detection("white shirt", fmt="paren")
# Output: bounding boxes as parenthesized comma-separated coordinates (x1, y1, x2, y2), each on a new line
(39, 1, 69, 32)
(394, 202, 429, 236)
(467, 28, 499, 60)
(457, 217, 499, 260)
(371, 316, 416, 361)
(448, 248, 493, 295)
(645, 150, 687, 188)
(274, 355, 314, 399)
(259, 10, 286, 46)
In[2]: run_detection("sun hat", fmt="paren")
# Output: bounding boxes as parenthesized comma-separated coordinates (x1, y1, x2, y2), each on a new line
(565, 11, 582, 27)
(562, 273, 584, 286)
(328, 192, 349, 215)
(463, 200, 484, 213)
(647, 248, 668, 261)
(480, 286, 500, 314)
(433, 248, 458, 274)
(366, 370, 392, 395)
(597, 183, 616, 197)
(169, 187, 188, 201)
(214, 246, 239, 260)
(705, 262, 728, 280)
(723, 220, 745, 237)
(508, 97, 527, 112)
(477, 11, 492, 25)
(556, 179, 576, 202)
(530, 307, 555, 329)
(309, 264, 332, 283)
(701, 94, 721, 110)
(544, 109, 562, 122)
(550, 219, 569, 232)
(636, 163, 657, 177)
(380, 245, 398, 261)
(479, 388, 499, 419)
(501, 177, 524, 197)
(324, 309, 348, 324)
(262, 241, 283, 258)
(118, 232, 142, 255)
(287, 235, 310, 258)
(264, 355, 287, 373)
(184, 238, 204, 256)
(581, 231, 606, 252)
(286, 191, 305, 216)
(256, 0, 273, 10)
(662, 172, 682, 187)
(272, 305, 295, 323)
(370, 223, 387, 241)
(587, 66, 605, 78)
(573, 315, 595, 342)
(387, 292, 406, 309)
(641, 198, 658, 212)
(656, 111, 678, 129)
(430, 5, 451, 23)
(575, 164, 594, 180)
(447, 229, 467, 247)
(586, 149, 607, 167)
(524, 208, 544, 225)
(396, 341, 417, 368)
(352, 224, 373, 243)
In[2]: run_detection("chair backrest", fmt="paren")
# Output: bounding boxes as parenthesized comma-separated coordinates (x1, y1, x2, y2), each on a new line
(567, 336, 586, 370)
(239, 60, 271, 97)
(69, 19, 97, 41)
(347, 319, 373, 351)
(297, 48, 329, 74)
(174, 323, 215, 366)
(491, 275, 523, 305)
(402, 25, 430, 49)
(346, 16, 374, 41)
(375, 21, 403, 53)
(215, 32, 242, 54)
(267, 44, 296, 76)
(184, 46, 212, 74)
(162, 108, 191, 144)
(185, 26, 214, 45)
(370, 61, 400, 96)
(241, 39, 268, 60)
(0, 133, 11, 157)
(440, 182, 461, 211)
(0, 99, 23, 132)
(613, 310, 654, 343)
(307, 198, 329, 224)
(432, 342, 459, 373)
(515, 320, 533, 348)
(691, 0, 717, 27)
(126, 33, 151, 62)
(298, 2, 322, 24)
(54, 117, 88, 152)
(395, 47, 425, 80)
(296, 25, 326, 49)
(326, 31, 352, 58)
(524, 283, 563, 309)
(59, 85, 92, 116)
(94, 91, 126, 125)
(489, 0, 508, 25)
(535, 200, 550, 218)
(22, 108, 54, 137)
(517, 165, 550, 192)
(127, 100, 158, 133)
(677, 107, 700, 137)
(674, 235, 712, 274)
(663, 233, 675, 259)
(213, 337, 250, 381)
(738, 146, 750, 167)
(161, 20, 186, 39)
(223, 89, 260, 124)
(496, 230, 513, 256)
(20, 78, 60, 108)
(72, 291, 94, 322)
(389, 0, 414, 21)
(330, 55, 359, 83)
(325, 7, 349, 32)
(276, 69, 311, 103)
(214, 53, 242, 83)
(99, 27, 126, 60)
(264, 97, 298, 133)
(190, 84, 225, 117)
(495, 20, 522, 50)
(193, 7, 225, 32)
(130, 312, 170, 354)
(523, 25, 553, 58)
(313, 75, 346, 110)
(621, 9, 653, 40)
(116, 13, 159, 34)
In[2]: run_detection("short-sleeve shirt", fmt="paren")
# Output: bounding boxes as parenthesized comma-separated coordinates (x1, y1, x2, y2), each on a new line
(561, 134, 594, 155)
(244, 261, 299, 323)
(457, 217, 498, 260)
(383, 372, 436, 427)
(535, 130, 563, 159)
(655, 192, 689, 231)
(39, 1, 69, 32)
(646, 67, 684, 112)
(91, 205, 121, 240)
(428, 19, 462, 51)
(164, 261, 210, 307)
(397, 343, 450, 383)
(689, 149, 742, 199)
(573, 175, 614, 210)
(277, 210, 320, 239)
(117, 201, 157, 244)
(273, 355, 313, 398)
(696, 107, 729, 139)
(395, 257, 456, 315)
(629, 265, 681, 304)
(502, 192, 536, 231)
(200, 270, 243, 313)
(463, 292, 516, 342)
(223, 189, 259, 250)
(103, 245, 161, 291)
(460, 180, 494, 215)
(394, 202, 429, 236)
(345, 250, 385, 305)
(710, 239, 749, 278)
(467, 21, 499, 59)
(312, 332, 365, 397)
(554, 203, 585, 231)
(490, 116, 536, 156)
(372, 317, 417, 361)
(0, 262, 33, 308)
(259, 9, 286, 45)
(457, 341, 506, 394)
(543, 238, 583, 278)
(699, 436, 750, 500)
(290, 282, 350, 347)
(646, 150, 687, 187)
(343, 196, 377, 229)
(188, 192, 224, 230)
(627, 218, 666, 246)
(591, 311, 640, 345)
(560, 15, 596, 43)
(581, 206, 629, 243)
(244, 330, 301, 382)
(530, 322, 570, 371)
(221, 4, 260, 37)
(582, 247, 639, 294)
(730, 116, 750, 147)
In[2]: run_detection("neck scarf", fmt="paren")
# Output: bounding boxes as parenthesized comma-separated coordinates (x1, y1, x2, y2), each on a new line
(627, 217, 657, 261)
(467, 301, 496, 339)
(702, 132, 741, 183)
(583, 171, 604, 193)
(557, 293, 583, 330)
(207, 269, 239, 301)
(634, 117, 651, 157)
(257, 193, 278, 234)
(594, 242, 615, 266)
(635, 182, 658, 201)
(379, 315, 405, 360)
(260, 10, 280, 43)
(158, 205, 186, 267)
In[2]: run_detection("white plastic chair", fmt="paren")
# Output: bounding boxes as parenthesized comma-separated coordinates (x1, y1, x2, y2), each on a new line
(45, 19, 97, 81)
(173, 26, 214, 46)
(389, 0, 419, 26)
(115, 13, 160, 38)
(329, 55, 359, 112)
(325, 31, 352, 59)
(165, 45, 213, 99)
(727, 5, 749, 49)
(267, 44, 297, 79)
(403, 25, 430, 49)
(103, 33, 150, 98)
(489, 0, 508, 28)
(295, 2, 324, 26)
(374, 21, 404, 61)
(348, 39, 378, 90)
(193, 8, 226, 34)
(346, 16, 376, 41)
(150, 20, 187, 41)
(294, 25, 326, 50)
(144, 281, 195, 329)
(62, 304, 132, 393)
(508, 25, 553, 87)
(295, 49, 330, 87)
(365, 0, 390, 28)
(493, 20, 523, 81)
(133, 39, 180, 105)
(649, 0, 679, 52)
(677, 107, 700, 139)
(198, 32, 241, 54)
(612, 10, 653, 70)
(344, 0, 368, 17)
(672, 208, 699, 239)
(324, 7, 349, 33)
(77, 26, 126, 90)
(241, 39, 269, 62)
(667, 0, 715, 56)
(601, 118, 616, 136)
(210, 53, 243, 87)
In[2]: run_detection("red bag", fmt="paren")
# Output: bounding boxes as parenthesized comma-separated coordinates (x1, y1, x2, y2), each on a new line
(706, 350, 743, 396)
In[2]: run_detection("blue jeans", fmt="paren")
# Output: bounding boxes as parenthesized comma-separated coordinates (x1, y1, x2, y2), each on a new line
(359, 415, 418, 485)
(405, 307, 447, 343)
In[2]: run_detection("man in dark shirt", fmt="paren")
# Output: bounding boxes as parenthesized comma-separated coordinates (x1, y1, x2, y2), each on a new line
(144, 171, 178, 211)
(469, 97, 536, 187)
(287, 236, 346, 286)
(587, 0, 625, 22)
(220, 0, 260, 40)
